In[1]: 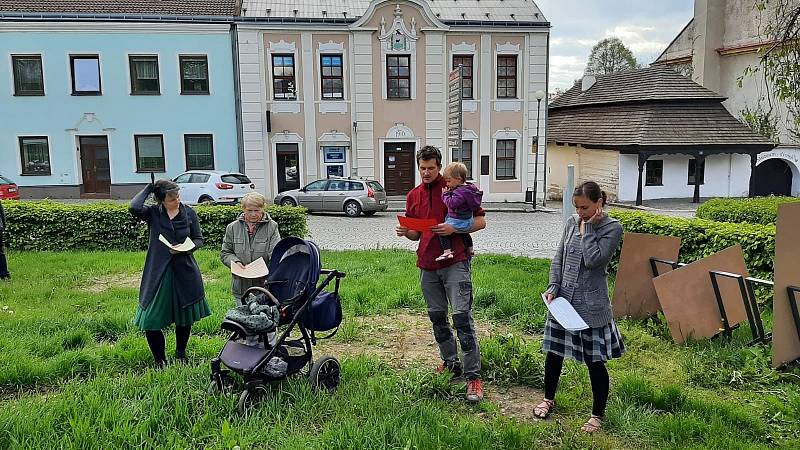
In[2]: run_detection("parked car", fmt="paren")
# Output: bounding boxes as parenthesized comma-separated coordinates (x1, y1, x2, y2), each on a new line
(0, 175, 20, 200)
(173, 170, 255, 205)
(274, 178, 388, 217)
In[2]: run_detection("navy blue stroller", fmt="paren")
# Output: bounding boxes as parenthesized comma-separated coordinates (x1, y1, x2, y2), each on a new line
(208, 237, 345, 414)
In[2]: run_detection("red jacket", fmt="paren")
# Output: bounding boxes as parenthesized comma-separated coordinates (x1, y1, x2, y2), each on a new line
(405, 175, 485, 271)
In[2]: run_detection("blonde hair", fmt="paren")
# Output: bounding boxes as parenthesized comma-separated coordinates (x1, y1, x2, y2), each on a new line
(443, 162, 468, 182)
(240, 192, 267, 209)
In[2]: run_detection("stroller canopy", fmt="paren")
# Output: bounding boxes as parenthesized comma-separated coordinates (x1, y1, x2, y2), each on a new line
(267, 237, 322, 307)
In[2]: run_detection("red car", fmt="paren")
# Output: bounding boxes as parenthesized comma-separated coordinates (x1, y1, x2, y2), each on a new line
(0, 175, 20, 200)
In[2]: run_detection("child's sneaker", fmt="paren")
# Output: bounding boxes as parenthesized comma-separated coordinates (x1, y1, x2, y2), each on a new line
(435, 250, 455, 262)
(467, 247, 475, 257)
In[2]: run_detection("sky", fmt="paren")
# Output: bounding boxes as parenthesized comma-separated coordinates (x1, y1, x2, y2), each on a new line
(536, 0, 695, 91)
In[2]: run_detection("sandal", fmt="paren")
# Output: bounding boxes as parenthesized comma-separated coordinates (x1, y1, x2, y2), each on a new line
(581, 415, 603, 433)
(533, 399, 555, 419)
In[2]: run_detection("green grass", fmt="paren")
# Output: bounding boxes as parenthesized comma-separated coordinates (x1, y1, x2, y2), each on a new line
(0, 249, 799, 449)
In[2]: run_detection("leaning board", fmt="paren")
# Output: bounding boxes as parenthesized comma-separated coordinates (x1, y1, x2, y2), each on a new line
(612, 233, 681, 319)
(653, 245, 749, 344)
(773, 202, 800, 368)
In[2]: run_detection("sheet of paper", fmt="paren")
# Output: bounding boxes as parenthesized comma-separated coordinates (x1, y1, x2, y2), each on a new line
(231, 257, 269, 279)
(158, 234, 195, 253)
(541, 294, 589, 331)
(397, 215, 439, 233)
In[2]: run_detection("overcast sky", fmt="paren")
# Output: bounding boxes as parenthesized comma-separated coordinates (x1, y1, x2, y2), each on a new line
(536, 0, 695, 91)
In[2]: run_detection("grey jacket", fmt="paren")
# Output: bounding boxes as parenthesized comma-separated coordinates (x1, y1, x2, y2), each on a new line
(0, 200, 5, 231)
(220, 213, 281, 302)
(546, 214, 623, 328)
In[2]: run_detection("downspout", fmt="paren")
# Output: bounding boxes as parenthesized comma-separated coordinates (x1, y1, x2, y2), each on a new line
(231, 22, 245, 174)
(542, 30, 551, 207)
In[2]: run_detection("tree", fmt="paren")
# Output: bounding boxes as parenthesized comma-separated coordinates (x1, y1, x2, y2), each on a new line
(585, 37, 639, 75)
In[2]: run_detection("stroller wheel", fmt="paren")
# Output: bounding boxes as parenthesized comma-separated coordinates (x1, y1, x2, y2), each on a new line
(237, 383, 267, 416)
(207, 373, 236, 396)
(309, 356, 341, 393)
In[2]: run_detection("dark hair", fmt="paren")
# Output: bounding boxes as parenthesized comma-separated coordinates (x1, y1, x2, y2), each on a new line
(416, 145, 442, 167)
(152, 179, 179, 204)
(573, 181, 607, 206)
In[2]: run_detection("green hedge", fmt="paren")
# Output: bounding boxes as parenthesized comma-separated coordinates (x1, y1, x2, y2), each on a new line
(609, 210, 775, 280)
(696, 197, 800, 225)
(1, 200, 307, 252)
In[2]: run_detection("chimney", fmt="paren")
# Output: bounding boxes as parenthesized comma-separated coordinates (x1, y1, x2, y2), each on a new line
(692, 0, 724, 92)
(581, 74, 596, 92)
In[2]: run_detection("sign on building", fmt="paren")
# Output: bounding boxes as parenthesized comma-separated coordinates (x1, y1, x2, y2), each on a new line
(447, 66, 463, 162)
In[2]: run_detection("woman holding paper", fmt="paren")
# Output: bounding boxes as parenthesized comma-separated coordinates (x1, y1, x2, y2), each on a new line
(220, 192, 281, 304)
(129, 179, 210, 367)
(534, 181, 624, 433)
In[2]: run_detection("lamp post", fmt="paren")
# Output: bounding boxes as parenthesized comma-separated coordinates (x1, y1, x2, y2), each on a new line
(531, 89, 546, 208)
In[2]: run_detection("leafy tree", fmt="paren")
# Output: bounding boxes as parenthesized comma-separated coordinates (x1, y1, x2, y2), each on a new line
(585, 37, 639, 75)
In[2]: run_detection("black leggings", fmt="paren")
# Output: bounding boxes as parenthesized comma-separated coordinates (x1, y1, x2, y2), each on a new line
(144, 326, 191, 363)
(544, 351, 610, 417)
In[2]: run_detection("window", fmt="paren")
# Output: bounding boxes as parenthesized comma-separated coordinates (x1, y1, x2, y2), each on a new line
(367, 181, 385, 192)
(174, 173, 192, 183)
(180, 55, 209, 94)
(184, 134, 214, 170)
(221, 174, 252, 184)
(12, 55, 44, 96)
(688, 158, 705, 185)
(645, 160, 664, 186)
(321, 54, 344, 100)
(190, 173, 211, 183)
(129, 55, 160, 95)
(19, 136, 51, 175)
(70, 55, 101, 95)
(134, 135, 165, 172)
(496, 139, 516, 180)
(327, 180, 348, 191)
(453, 55, 473, 99)
(349, 181, 365, 191)
(497, 55, 517, 99)
(387, 55, 411, 99)
(272, 54, 296, 100)
(305, 180, 328, 191)
(453, 140, 474, 179)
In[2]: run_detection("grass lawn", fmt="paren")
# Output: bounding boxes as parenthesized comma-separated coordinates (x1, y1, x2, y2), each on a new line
(0, 249, 798, 449)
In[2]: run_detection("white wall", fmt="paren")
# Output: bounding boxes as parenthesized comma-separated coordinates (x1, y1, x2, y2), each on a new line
(618, 153, 752, 202)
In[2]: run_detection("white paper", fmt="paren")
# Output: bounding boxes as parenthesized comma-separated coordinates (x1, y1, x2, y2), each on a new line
(541, 294, 589, 331)
(231, 257, 269, 279)
(158, 234, 196, 253)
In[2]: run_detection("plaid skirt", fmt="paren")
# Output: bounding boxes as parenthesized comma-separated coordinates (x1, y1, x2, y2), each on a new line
(542, 318, 625, 363)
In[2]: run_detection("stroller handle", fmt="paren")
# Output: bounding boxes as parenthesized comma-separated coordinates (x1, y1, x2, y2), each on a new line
(242, 286, 281, 307)
(321, 269, 346, 278)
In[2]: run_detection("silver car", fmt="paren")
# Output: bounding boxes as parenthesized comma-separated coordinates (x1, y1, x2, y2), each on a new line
(274, 178, 388, 217)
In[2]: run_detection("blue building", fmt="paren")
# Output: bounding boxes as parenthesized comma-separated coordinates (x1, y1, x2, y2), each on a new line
(0, 1, 241, 198)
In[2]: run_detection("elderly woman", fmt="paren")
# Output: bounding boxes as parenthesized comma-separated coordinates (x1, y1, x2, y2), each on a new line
(130, 179, 211, 367)
(220, 192, 281, 304)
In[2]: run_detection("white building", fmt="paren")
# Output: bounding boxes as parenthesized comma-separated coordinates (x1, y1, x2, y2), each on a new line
(234, 0, 550, 201)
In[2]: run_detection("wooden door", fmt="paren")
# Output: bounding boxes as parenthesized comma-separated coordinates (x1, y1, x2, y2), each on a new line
(384, 142, 415, 196)
(79, 136, 111, 198)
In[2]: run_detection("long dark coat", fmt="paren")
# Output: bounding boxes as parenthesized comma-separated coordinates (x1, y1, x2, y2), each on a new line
(129, 185, 205, 310)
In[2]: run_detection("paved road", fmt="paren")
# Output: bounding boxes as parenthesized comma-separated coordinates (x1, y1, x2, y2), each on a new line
(307, 211, 564, 259)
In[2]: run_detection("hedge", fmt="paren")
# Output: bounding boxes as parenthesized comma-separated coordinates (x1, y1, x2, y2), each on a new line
(609, 210, 775, 280)
(696, 197, 800, 225)
(1, 200, 307, 252)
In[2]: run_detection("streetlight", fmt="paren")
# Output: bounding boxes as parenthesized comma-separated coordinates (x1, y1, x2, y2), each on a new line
(532, 89, 546, 209)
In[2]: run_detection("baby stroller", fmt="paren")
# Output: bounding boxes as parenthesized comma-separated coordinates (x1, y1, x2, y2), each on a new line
(208, 237, 345, 415)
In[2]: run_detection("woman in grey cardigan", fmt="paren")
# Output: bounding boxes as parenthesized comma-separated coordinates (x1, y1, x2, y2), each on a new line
(220, 192, 281, 304)
(534, 181, 624, 433)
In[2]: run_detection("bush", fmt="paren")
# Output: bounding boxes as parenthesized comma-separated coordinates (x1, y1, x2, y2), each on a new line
(609, 210, 775, 280)
(696, 197, 800, 225)
(1, 200, 307, 251)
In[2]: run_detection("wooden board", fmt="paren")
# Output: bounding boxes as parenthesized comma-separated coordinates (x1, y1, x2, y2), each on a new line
(612, 233, 681, 319)
(653, 245, 750, 344)
(772, 202, 800, 368)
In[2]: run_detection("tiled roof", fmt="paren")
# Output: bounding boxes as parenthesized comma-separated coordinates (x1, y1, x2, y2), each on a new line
(548, 102, 775, 150)
(0, 0, 239, 16)
(550, 66, 724, 110)
(240, 0, 547, 23)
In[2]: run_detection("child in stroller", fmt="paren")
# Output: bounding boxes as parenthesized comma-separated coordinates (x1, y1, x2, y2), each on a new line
(208, 237, 345, 415)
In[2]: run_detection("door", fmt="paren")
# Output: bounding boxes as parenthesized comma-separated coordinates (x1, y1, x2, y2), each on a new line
(384, 142, 416, 196)
(753, 159, 793, 197)
(297, 180, 327, 210)
(276, 144, 300, 193)
(79, 136, 111, 198)
(323, 179, 350, 211)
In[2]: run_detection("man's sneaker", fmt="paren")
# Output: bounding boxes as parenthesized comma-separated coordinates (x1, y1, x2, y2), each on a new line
(466, 378, 484, 403)
(435, 361, 462, 377)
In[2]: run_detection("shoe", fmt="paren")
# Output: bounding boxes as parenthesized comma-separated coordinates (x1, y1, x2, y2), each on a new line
(435, 251, 454, 262)
(174, 350, 187, 363)
(435, 361, 462, 377)
(466, 378, 484, 403)
(581, 415, 603, 433)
